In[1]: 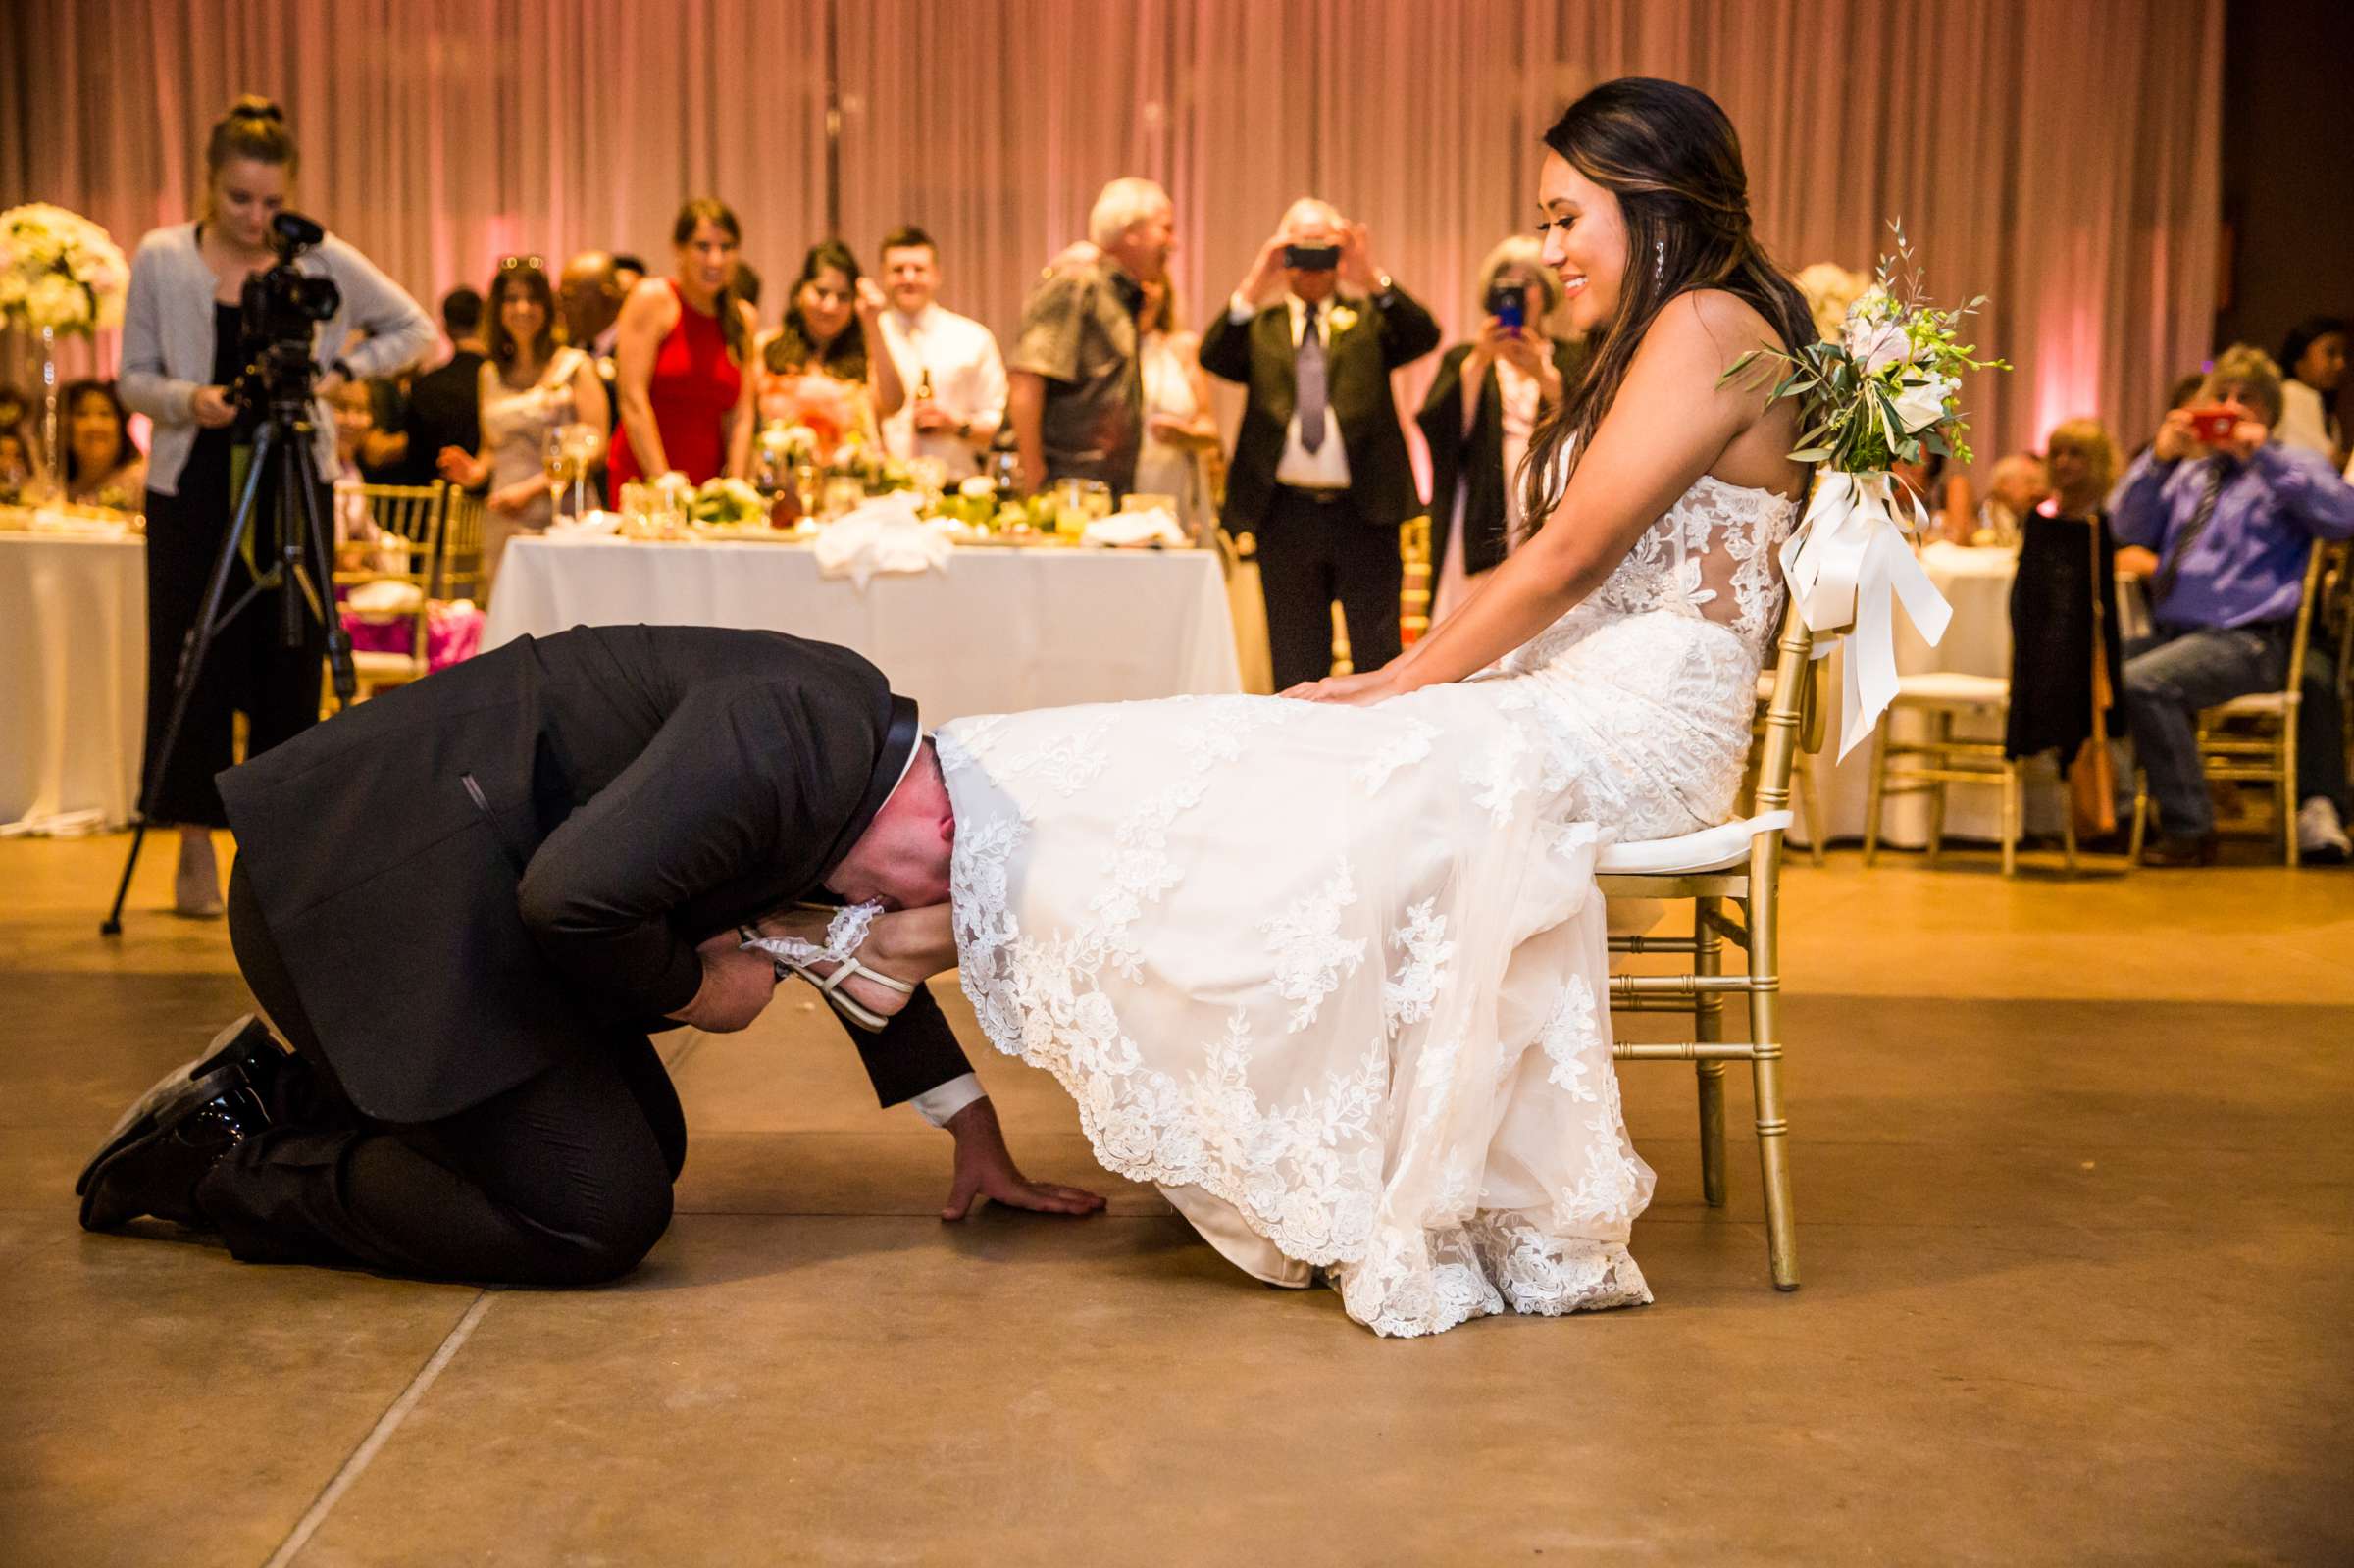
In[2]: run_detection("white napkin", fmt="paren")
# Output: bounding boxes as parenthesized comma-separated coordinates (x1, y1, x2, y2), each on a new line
(345, 579, 425, 619)
(811, 492, 953, 588)
(1082, 506, 1187, 548)
(544, 509, 622, 542)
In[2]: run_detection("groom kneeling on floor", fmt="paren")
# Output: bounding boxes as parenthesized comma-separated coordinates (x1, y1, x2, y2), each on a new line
(77, 625, 1103, 1284)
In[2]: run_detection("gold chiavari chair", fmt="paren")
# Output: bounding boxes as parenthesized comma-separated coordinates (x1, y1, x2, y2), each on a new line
(333, 481, 445, 702)
(1753, 673, 1826, 865)
(436, 488, 487, 606)
(1400, 513, 1433, 647)
(2127, 538, 2332, 867)
(1599, 603, 1824, 1290)
(1859, 677, 2076, 878)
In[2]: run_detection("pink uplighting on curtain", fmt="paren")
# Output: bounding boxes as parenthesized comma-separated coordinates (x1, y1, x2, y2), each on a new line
(1, 0, 2223, 478)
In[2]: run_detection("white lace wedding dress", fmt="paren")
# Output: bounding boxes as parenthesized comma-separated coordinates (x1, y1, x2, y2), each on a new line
(938, 473, 1800, 1337)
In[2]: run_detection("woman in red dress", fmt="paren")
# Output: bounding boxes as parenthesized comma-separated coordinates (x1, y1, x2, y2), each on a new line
(608, 198, 758, 486)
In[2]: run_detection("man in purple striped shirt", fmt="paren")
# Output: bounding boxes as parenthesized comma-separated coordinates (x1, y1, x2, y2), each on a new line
(2110, 345, 2354, 866)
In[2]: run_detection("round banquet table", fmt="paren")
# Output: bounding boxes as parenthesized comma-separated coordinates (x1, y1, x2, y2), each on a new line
(483, 536, 1245, 722)
(0, 530, 147, 835)
(1790, 541, 2069, 848)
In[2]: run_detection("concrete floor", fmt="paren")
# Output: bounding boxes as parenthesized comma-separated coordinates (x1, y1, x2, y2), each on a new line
(4, 832, 2350, 1565)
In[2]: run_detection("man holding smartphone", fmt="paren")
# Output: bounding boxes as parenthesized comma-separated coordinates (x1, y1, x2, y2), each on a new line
(1200, 198, 1441, 692)
(2109, 344, 2354, 865)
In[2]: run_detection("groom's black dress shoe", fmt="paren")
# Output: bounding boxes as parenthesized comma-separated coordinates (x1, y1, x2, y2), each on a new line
(77, 1015, 285, 1227)
(77, 1071, 267, 1231)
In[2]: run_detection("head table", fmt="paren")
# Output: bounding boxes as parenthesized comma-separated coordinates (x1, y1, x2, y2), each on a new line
(482, 535, 1245, 723)
(0, 528, 147, 835)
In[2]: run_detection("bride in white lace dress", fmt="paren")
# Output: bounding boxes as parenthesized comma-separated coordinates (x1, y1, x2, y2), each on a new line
(768, 79, 1819, 1336)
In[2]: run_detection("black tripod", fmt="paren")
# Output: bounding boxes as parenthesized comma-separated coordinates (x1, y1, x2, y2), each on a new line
(100, 385, 357, 936)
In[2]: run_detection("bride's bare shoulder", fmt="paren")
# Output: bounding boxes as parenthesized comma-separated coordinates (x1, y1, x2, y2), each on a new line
(1656, 288, 1790, 367)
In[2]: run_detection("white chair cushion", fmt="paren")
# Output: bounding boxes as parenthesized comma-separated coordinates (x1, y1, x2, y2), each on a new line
(1892, 671, 2010, 707)
(2209, 691, 2288, 717)
(349, 649, 425, 678)
(1598, 811, 1796, 876)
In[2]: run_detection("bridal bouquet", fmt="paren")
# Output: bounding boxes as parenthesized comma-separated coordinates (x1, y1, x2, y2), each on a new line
(1728, 223, 2010, 758)
(0, 203, 129, 336)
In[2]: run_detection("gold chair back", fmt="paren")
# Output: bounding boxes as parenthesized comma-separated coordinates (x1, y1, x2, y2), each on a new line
(334, 481, 446, 668)
(437, 489, 487, 605)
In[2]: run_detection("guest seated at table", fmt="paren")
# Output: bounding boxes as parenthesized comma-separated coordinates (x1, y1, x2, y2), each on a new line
(0, 427, 32, 496)
(1892, 446, 1975, 545)
(607, 198, 758, 488)
(59, 379, 147, 509)
(2007, 418, 2124, 834)
(1970, 452, 2048, 547)
(2276, 316, 2346, 466)
(1417, 235, 1586, 624)
(2109, 345, 2354, 865)
(753, 239, 903, 462)
(438, 257, 610, 583)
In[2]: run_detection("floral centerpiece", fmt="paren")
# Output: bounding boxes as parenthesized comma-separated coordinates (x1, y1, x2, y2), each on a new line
(1726, 222, 2009, 758)
(1, 203, 130, 501)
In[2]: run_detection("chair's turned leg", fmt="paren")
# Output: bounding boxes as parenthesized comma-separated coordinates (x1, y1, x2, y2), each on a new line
(2001, 760, 2020, 879)
(1799, 754, 1827, 867)
(1925, 712, 1951, 864)
(1749, 1014, 1799, 1290)
(1693, 896, 1727, 1208)
(1864, 717, 1891, 865)
(2283, 735, 2300, 869)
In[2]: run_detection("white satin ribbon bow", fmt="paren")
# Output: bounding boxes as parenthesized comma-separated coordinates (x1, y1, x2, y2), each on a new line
(1776, 470, 1954, 761)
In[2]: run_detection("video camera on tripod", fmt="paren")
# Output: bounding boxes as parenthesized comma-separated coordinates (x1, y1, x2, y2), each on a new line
(101, 208, 362, 936)
(229, 212, 342, 415)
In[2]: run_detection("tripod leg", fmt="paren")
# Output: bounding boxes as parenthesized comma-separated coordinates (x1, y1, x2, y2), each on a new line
(103, 427, 281, 935)
(284, 437, 356, 709)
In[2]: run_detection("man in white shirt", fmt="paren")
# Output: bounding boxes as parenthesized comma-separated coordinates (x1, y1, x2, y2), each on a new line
(875, 226, 1007, 480)
(1198, 198, 1440, 690)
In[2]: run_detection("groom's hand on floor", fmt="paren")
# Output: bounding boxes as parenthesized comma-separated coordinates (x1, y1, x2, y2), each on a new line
(941, 1097, 1108, 1221)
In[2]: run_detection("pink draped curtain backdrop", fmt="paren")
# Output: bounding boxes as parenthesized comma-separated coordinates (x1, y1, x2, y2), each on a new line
(2, 0, 2221, 487)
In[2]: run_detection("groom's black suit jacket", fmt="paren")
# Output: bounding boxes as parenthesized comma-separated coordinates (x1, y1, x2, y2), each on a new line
(1197, 284, 1443, 531)
(218, 624, 972, 1123)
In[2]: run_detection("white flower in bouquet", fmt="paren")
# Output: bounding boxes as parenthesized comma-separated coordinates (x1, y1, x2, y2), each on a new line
(957, 474, 997, 499)
(1890, 371, 1959, 435)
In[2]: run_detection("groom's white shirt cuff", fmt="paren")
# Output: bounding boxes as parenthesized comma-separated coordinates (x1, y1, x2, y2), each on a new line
(911, 1072, 985, 1127)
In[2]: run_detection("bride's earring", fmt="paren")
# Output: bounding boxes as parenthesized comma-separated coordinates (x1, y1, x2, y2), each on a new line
(1654, 238, 1664, 284)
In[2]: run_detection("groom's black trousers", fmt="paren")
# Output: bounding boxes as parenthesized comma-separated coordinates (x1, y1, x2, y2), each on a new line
(195, 864, 685, 1285)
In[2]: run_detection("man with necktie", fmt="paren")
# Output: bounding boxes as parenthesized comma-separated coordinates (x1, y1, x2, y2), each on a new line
(1201, 199, 1441, 692)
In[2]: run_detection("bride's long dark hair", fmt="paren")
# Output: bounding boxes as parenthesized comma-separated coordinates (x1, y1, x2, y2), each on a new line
(1519, 77, 1815, 534)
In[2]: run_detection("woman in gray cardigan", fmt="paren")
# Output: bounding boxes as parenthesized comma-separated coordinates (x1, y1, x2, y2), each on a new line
(119, 96, 435, 916)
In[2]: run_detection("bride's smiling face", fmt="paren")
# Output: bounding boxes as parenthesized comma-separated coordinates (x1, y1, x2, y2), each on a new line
(1536, 150, 1629, 337)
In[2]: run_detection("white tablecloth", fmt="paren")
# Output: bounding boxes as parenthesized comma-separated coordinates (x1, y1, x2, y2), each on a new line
(1793, 542, 2064, 848)
(484, 537, 1243, 721)
(0, 532, 146, 833)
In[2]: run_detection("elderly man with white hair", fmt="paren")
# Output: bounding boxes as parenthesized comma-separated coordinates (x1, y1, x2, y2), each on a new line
(1005, 176, 1175, 494)
(1200, 196, 1440, 691)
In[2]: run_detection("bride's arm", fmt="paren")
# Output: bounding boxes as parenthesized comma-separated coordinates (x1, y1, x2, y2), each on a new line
(1295, 293, 1783, 703)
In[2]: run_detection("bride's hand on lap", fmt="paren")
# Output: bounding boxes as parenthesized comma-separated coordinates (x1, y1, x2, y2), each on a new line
(940, 1097, 1107, 1221)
